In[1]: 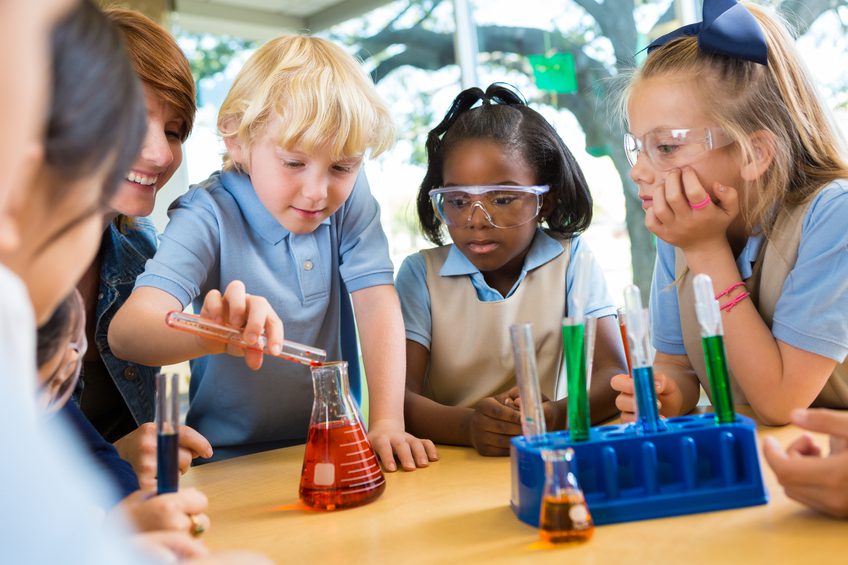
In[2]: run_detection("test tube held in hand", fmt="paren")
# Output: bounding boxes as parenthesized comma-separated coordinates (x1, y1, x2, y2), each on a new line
(165, 311, 327, 366)
(694, 274, 736, 424)
(156, 373, 179, 495)
(617, 307, 632, 375)
(510, 323, 547, 444)
(623, 286, 665, 433)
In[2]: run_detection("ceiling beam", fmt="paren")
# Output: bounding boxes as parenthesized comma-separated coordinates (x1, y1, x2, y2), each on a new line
(174, 0, 304, 40)
(306, 0, 393, 32)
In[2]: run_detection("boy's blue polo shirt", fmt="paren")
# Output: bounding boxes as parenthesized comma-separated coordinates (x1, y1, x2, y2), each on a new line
(396, 230, 617, 350)
(651, 180, 848, 363)
(135, 169, 394, 460)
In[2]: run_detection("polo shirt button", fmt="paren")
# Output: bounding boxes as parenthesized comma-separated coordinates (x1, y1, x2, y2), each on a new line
(123, 366, 138, 380)
(97, 293, 104, 300)
(303, 260, 314, 271)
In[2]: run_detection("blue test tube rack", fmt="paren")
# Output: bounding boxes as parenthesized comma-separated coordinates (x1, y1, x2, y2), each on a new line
(510, 413, 768, 526)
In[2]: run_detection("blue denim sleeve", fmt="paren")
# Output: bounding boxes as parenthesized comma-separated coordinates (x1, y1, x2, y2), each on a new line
(337, 169, 395, 293)
(61, 402, 140, 499)
(395, 253, 432, 349)
(650, 239, 686, 355)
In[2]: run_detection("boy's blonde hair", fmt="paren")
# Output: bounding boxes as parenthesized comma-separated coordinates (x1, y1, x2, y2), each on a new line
(625, 3, 848, 232)
(218, 35, 395, 170)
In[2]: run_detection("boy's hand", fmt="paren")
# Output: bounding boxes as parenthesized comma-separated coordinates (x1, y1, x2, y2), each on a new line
(763, 409, 848, 519)
(470, 391, 522, 456)
(199, 280, 284, 370)
(114, 424, 213, 491)
(367, 419, 438, 472)
(117, 488, 210, 534)
(611, 371, 683, 423)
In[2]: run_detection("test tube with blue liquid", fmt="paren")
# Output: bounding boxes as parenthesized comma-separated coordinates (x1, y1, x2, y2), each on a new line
(562, 250, 596, 442)
(694, 274, 736, 424)
(623, 285, 665, 433)
(510, 323, 547, 444)
(156, 372, 179, 494)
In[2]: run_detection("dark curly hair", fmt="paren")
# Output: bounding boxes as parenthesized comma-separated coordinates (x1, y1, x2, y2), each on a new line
(417, 83, 593, 245)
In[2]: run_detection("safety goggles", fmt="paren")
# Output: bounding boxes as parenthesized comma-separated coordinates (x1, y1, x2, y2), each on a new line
(624, 127, 733, 171)
(429, 185, 549, 229)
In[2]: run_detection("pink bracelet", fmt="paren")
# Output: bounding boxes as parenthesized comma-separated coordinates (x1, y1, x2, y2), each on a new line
(715, 281, 745, 300)
(720, 291, 750, 312)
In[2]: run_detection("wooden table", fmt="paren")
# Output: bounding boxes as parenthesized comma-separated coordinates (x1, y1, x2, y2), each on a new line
(182, 420, 845, 564)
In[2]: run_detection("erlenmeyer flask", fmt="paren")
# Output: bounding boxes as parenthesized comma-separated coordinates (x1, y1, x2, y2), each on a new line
(539, 448, 593, 543)
(299, 361, 386, 510)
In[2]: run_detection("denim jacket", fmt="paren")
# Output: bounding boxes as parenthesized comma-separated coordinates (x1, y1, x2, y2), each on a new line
(91, 218, 160, 425)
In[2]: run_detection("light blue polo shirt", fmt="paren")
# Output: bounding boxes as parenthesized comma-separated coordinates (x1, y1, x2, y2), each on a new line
(651, 180, 848, 363)
(135, 169, 394, 460)
(396, 229, 617, 350)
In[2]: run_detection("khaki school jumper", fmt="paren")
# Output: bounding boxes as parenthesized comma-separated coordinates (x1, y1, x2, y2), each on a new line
(421, 239, 571, 408)
(676, 200, 848, 408)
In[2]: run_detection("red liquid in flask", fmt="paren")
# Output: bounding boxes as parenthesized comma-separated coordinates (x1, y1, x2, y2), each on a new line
(299, 419, 385, 510)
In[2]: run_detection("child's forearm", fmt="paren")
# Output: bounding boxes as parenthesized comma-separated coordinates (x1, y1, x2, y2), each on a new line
(589, 315, 629, 423)
(405, 390, 473, 445)
(352, 285, 406, 426)
(588, 367, 622, 424)
(684, 245, 834, 424)
(109, 287, 222, 366)
(556, 362, 623, 427)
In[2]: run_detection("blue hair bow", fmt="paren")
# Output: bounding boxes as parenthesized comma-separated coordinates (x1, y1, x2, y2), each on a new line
(647, 0, 768, 66)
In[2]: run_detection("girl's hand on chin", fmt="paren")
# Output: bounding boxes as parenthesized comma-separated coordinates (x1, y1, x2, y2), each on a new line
(645, 167, 739, 253)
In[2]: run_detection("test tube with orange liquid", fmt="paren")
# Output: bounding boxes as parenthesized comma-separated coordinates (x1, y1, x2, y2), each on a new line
(618, 307, 632, 375)
(165, 311, 326, 366)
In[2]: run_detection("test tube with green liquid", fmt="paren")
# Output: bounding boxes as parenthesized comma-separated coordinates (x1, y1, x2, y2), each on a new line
(694, 274, 736, 424)
(563, 316, 597, 442)
(563, 251, 595, 442)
